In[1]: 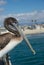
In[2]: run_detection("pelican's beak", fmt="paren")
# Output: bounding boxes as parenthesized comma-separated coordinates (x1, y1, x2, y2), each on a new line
(12, 23, 36, 55)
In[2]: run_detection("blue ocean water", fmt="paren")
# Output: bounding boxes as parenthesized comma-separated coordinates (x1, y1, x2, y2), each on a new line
(9, 33, 44, 65)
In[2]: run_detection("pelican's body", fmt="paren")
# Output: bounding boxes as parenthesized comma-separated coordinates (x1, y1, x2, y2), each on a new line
(0, 33, 22, 57)
(0, 33, 22, 50)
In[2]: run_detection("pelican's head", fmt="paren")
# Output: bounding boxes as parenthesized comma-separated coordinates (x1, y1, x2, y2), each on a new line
(4, 17, 20, 37)
(4, 17, 18, 26)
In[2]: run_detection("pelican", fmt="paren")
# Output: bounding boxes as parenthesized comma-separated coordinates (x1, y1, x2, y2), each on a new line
(0, 17, 36, 59)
